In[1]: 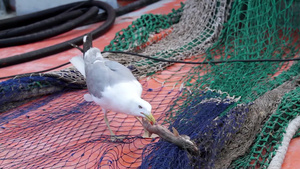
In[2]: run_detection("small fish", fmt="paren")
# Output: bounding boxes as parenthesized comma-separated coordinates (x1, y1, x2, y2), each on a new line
(142, 118, 199, 156)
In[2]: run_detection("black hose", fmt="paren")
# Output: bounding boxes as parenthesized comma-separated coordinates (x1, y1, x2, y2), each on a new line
(0, 8, 87, 39)
(0, 6, 99, 47)
(0, 0, 160, 40)
(116, 0, 160, 16)
(0, 1, 106, 47)
(0, 1, 116, 68)
(84, 0, 160, 25)
(0, 0, 159, 68)
(0, 1, 89, 30)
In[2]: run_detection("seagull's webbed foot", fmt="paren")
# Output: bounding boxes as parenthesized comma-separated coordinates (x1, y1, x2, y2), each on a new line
(110, 135, 125, 142)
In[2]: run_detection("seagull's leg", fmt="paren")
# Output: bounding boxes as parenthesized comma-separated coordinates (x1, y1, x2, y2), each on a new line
(102, 108, 116, 141)
(103, 109, 116, 140)
(103, 109, 124, 141)
(135, 117, 158, 138)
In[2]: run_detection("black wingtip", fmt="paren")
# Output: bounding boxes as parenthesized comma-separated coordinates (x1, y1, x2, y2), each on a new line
(83, 33, 93, 54)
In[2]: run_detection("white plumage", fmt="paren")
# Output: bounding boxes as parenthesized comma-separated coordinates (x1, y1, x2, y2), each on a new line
(70, 35, 155, 140)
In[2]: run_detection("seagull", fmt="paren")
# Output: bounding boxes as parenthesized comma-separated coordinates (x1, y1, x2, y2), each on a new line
(70, 34, 156, 140)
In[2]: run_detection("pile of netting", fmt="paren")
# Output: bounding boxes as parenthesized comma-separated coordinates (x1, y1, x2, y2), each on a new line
(1, 0, 300, 168)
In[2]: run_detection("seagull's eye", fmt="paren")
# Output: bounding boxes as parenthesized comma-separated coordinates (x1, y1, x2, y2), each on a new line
(138, 105, 143, 109)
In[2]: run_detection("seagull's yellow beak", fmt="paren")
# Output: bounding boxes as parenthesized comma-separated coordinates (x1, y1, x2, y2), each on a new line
(143, 113, 156, 125)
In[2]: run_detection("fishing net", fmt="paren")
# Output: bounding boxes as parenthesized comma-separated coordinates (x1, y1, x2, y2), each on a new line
(1, 0, 300, 168)
(104, 0, 231, 77)
(230, 83, 300, 169)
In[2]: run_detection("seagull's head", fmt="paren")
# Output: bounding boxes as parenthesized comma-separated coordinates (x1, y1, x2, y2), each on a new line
(131, 98, 155, 125)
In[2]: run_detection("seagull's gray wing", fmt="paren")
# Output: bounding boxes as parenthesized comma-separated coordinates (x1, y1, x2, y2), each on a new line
(85, 60, 137, 98)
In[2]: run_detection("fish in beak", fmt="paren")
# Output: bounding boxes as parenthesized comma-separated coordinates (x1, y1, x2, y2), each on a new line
(143, 113, 156, 125)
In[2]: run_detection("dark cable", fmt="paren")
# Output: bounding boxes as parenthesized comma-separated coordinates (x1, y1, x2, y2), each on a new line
(1, 50, 299, 80)
(102, 51, 300, 64)
(0, 62, 70, 80)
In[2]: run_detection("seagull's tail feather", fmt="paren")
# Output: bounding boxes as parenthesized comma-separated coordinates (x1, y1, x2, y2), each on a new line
(70, 56, 86, 78)
(84, 94, 93, 102)
(83, 33, 93, 54)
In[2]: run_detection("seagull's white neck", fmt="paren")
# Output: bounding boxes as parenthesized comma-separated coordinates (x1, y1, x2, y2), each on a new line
(114, 97, 142, 116)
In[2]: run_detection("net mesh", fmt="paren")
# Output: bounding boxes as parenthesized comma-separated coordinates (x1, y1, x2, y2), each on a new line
(230, 86, 300, 169)
(104, 0, 231, 77)
(1, 0, 300, 168)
